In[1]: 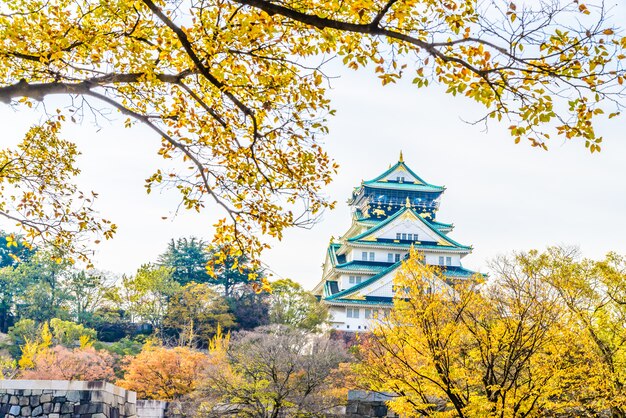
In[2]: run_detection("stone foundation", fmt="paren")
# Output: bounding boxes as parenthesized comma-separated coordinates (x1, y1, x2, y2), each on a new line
(0, 380, 136, 418)
(136, 400, 168, 418)
(0, 382, 399, 418)
(346, 391, 399, 418)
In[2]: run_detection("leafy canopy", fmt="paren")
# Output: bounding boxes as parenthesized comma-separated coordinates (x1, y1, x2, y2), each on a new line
(358, 247, 626, 417)
(0, 0, 625, 264)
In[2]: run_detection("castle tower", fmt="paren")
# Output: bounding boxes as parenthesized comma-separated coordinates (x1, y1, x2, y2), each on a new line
(312, 154, 477, 331)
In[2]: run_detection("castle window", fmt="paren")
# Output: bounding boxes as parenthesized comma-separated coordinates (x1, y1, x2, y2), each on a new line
(446, 256, 452, 266)
(369, 252, 375, 261)
(387, 253, 393, 262)
(395, 254, 401, 262)
(396, 233, 401, 240)
(362, 252, 368, 261)
(401, 233, 407, 240)
(349, 276, 362, 285)
(347, 308, 360, 318)
(439, 256, 444, 265)
(365, 309, 372, 319)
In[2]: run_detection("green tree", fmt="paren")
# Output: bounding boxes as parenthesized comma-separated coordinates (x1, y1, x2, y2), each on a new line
(6, 318, 39, 357)
(269, 279, 329, 331)
(66, 270, 116, 325)
(8, 317, 98, 358)
(12, 251, 72, 323)
(207, 245, 264, 298)
(1, 0, 624, 266)
(157, 237, 211, 286)
(0, 266, 28, 332)
(115, 264, 179, 331)
(163, 282, 235, 347)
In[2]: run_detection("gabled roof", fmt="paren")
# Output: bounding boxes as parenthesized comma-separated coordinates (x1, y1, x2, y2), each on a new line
(347, 206, 471, 250)
(362, 159, 445, 193)
(363, 181, 445, 193)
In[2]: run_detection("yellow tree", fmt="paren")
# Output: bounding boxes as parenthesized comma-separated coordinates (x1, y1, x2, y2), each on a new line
(357, 249, 598, 417)
(514, 247, 626, 417)
(0, 122, 116, 263)
(1, 0, 626, 265)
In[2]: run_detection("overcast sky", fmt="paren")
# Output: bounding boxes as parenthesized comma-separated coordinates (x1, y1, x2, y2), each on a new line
(2, 4, 626, 288)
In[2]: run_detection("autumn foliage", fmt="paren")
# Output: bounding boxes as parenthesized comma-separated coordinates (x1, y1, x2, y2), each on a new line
(357, 247, 626, 417)
(20, 345, 115, 381)
(116, 344, 209, 400)
(1, 0, 626, 266)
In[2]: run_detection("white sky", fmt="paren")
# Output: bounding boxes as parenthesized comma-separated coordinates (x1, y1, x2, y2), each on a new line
(2, 4, 626, 288)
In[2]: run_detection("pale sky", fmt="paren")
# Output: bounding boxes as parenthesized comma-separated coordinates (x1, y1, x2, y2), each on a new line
(2, 4, 626, 288)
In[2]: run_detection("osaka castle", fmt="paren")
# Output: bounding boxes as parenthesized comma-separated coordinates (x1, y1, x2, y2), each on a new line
(312, 153, 478, 332)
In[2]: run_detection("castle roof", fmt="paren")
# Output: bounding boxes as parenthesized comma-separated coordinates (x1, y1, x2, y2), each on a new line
(361, 157, 445, 193)
(323, 259, 479, 304)
(347, 205, 471, 251)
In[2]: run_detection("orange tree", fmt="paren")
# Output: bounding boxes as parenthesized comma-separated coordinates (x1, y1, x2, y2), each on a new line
(1, 0, 626, 265)
(117, 343, 209, 400)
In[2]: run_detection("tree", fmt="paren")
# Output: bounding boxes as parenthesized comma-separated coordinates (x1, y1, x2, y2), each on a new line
(8, 318, 98, 359)
(0, 251, 111, 332)
(163, 283, 235, 347)
(199, 325, 351, 417)
(511, 247, 626, 417)
(66, 270, 116, 325)
(11, 250, 73, 322)
(114, 264, 179, 330)
(0, 266, 28, 332)
(117, 344, 209, 400)
(0, 232, 37, 331)
(19, 345, 116, 381)
(0, 121, 116, 263)
(227, 284, 270, 331)
(357, 249, 592, 417)
(207, 245, 264, 298)
(268, 279, 329, 331)
(48, 317, 97, 347)
(158, 237, 211, 286)
(1, 0, 624, 265)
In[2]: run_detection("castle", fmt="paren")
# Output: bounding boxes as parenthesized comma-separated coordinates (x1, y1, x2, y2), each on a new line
(313, 153, 477, 331)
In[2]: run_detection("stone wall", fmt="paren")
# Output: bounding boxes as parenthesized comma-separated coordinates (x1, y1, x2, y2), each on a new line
(0, 382, 399, 418)
(136, 400, 167, 418)
(0, 380, 136, 418)
(345, 391, 399, 418)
